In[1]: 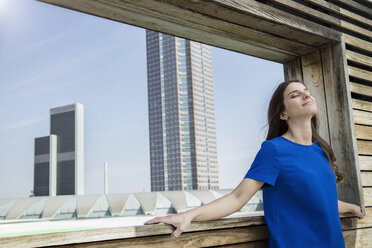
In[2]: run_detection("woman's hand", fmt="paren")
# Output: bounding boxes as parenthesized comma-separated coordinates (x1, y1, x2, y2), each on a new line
(143, 213, 193, 237)
(351, 204, 365, 219)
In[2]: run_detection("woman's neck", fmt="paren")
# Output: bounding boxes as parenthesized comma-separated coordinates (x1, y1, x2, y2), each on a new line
(283, 119, 313, 145)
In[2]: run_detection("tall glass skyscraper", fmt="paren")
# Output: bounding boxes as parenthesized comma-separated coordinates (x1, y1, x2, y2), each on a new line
(146, 30, 219, 191)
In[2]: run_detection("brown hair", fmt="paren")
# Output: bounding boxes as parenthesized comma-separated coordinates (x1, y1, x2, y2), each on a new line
(265, 79, 346, 185)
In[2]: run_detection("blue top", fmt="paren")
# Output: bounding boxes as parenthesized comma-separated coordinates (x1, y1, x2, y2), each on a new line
(244, 136, 345, 248)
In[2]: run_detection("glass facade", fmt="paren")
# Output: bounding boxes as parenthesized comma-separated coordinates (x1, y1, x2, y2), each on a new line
(34, 137, 51, 196)
(51, 111, 76, 195)
(146, 30, 219, 191)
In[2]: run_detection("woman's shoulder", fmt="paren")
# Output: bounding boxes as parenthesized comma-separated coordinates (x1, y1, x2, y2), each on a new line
(263, 136, 322, 155)
(261, 136, 291, 154)
(263, 136, 282, 147)
(260, 138, 279, 154)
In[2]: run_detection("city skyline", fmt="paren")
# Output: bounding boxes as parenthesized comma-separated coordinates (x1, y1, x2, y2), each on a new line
(0, 0, 284, 199)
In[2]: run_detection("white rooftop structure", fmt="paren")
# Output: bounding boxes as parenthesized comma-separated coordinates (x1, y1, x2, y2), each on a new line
(0, 189, 262, 222)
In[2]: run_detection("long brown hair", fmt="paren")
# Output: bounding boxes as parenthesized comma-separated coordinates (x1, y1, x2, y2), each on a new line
(265, 79, 346, 185)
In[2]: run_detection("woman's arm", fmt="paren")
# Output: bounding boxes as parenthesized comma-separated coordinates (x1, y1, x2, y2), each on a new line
(338, 200, 364, 219)
(144, 178, 264, 237)
(338, 200, 354, 213)
(187, 178, 264, 221)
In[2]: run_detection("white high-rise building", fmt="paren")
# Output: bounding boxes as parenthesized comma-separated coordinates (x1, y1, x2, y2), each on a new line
(50, 103, 84, 195)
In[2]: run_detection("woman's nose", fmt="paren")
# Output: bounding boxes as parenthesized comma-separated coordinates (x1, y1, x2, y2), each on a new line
(303, 92, 311, 99)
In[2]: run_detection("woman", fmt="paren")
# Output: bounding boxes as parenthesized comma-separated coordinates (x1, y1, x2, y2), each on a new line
(144, 80, 365, 247)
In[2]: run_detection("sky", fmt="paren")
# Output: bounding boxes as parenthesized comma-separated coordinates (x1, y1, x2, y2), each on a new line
(0, 0, 284, 199)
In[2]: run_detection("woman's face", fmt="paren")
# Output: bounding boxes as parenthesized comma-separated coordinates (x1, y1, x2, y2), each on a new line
(280, 82, 317, 121)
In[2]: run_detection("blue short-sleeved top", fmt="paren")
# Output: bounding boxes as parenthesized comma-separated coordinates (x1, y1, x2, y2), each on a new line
(244, 136, 345, 248)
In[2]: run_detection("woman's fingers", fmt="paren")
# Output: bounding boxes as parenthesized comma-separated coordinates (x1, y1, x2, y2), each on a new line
(171, 223, 187, 238)
(144, 215, 173, 225)
(143, 213, 190, 238)
(171, 227, 183, 238)
(144, 216, 164, 225)
(353, 205, 364, 219)
(357, 209, 364, 219)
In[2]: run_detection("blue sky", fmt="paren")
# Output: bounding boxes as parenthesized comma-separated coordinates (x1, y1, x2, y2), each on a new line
(0, 0, 284, 199)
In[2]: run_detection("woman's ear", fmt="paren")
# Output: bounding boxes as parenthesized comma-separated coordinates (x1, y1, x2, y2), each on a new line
(280, 112, 287, 121)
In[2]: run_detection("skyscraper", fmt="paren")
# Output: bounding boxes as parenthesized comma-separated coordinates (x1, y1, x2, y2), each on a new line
(33, 103, 84, 196)
(50, 103, 84, 195)
(34, 135, 57, 196)
(146, 30, 219, 191)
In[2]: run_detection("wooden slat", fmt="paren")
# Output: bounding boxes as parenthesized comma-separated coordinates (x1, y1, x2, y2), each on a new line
(101, 0, 317, 56)
(353, 109, 372, 126)
(301, 51, 330, 143)
(348, 66, 372, 84)
(55, 225, 269, 248)
(0, 219, 268, 248)
(343, 226, 372, 248)
(346, 50, 372, 68)
(41, 0, 339, 64)
(344, 34, 372, 54)
(320, 43, 364, 210)
(350, 82, 372, 98)
(0, 215, 361, 248)
(269, 0, 340, 26)
(36, 0, 343, 52)
(269, 0, 372, 40)
(339, 7, 372, 28)
(352, 99, 372, 112)
(364, 188, 372, 207)
(340, 21, 372, 41)
(361, 172, 372, 186)
(355, 124, 372, 141)
(357, 140, 372, 155)
(166, 0, 342, 43)
(105, 0, 317, 56)
(331, 0, 372, 18)
(71, 238, 269, 248)
(210, 240, 267, 248)
(359, 155, 372, 170)
(283, 58, 303, 81)
(94, 0, 341, 46)
(340, 214, 360, 230)
(303, 0, 372, 27)
(343, 206, 372, 229)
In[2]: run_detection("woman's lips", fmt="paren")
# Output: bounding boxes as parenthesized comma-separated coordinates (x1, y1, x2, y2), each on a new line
(303, 101, 312, 106)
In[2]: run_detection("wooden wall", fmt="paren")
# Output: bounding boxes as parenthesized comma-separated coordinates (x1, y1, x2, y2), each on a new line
(278, 0, 372, 246)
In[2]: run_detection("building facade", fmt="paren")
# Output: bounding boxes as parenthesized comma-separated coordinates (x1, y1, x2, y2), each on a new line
(33, 103, 84, 196)
(50, 103, 84, 195)
(146, 30, 219, 191)
(33, 135, 57, 196)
